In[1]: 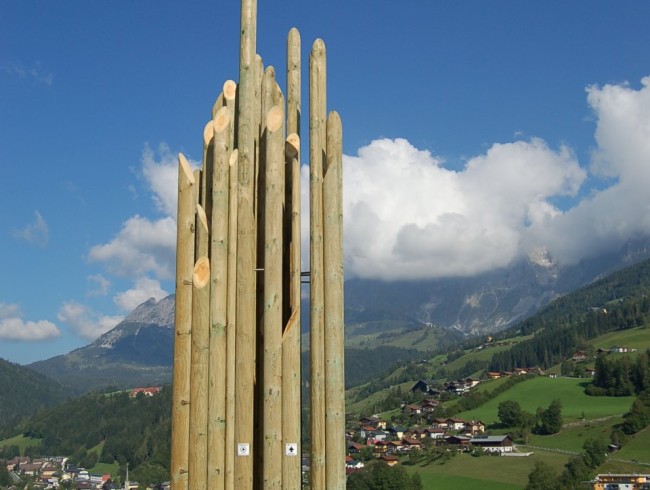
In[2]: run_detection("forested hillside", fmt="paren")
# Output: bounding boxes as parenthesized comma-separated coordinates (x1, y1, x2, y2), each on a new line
(0, 358, 66, 438)
(489, 258, 650, 371)
(20, 387, 172, 484)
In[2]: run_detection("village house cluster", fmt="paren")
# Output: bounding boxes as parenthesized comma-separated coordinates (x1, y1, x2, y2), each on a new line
(1, 454, 171, 490)
(343, 413, 513, 474)
(2, 455, 126, 489)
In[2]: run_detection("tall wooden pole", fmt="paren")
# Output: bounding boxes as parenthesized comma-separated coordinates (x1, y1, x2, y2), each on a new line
(309, 38, 327, 490)
(234, 0, 257, 488)
(282, 26, 301, 490)
(324, 111, 345, 489)
(207, 106, 232, 489)
(188, 204, 210, 490)
(262, 104, 285, 488)
(171, 154, 195, 490)
(225, 149, 239, 490)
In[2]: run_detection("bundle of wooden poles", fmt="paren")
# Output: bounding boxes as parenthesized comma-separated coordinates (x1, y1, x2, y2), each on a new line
(169, 1, 345, 489)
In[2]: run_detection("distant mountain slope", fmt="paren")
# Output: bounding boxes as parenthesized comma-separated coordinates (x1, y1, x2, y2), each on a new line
(27, 238, 650, 394)
(345, 237, 650, 334)
(28, 296, 175, 393)
(345, 258, 650, 415)
(488, 257, 650, 371)
(0, 358, 66, 438)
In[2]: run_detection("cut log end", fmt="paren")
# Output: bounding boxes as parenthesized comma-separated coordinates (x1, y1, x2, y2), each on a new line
(285, 133, 300, 158)
(178, 153, 195, 184)
(223, 80, 237, 101)
(193, 256, 210, 289)
(267, 106, 284, 133)
(213, 106, 231, 133)
(203, 120, 214, 147)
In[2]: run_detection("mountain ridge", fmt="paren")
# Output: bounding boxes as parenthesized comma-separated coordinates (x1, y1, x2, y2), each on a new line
(28, 237, 650, 393)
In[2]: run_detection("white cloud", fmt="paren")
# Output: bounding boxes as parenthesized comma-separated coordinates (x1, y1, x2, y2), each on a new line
(12, 211, 49, 247)
(141, 144, 184, 217)
(330, 76, 650, 280)
(57, 301, 123, 340)
(340, 138, 585, 280)
(0, 303, 60, 341)
(113, 277, 169, 312)
(88, 215, 177, 279)
(524, 77, 650, 264)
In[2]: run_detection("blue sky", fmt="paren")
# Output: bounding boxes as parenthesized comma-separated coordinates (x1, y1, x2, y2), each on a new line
(2, 1, 650, 364)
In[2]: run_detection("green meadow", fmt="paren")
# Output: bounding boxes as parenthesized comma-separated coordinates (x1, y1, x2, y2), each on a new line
(0, 434, 42, 454)
(587, 326, 650, 352)
(405, 450, 571, 489)
(457, 376, 634, 424)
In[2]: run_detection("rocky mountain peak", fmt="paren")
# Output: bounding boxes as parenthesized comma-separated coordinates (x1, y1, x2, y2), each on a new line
(124, 295, 175, 326)
(527, 246, 557, 269)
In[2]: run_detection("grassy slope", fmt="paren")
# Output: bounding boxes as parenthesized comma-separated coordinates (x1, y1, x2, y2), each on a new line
(406, 451, 570, 489)
(611, 426, 650, 463)
(0, 434, 42, 452)
(587, 326, 650, 351)
(457, 376, 635, 424)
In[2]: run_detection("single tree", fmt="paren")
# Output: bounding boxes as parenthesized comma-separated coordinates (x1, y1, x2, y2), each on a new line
(498, 400, 523, 427)
(525, 461, 558, 490)
(582, 438, 608, 468)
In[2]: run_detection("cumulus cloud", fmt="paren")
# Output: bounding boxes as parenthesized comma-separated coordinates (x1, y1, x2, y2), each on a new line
(57, 301, 123, 340)
(12, 211, 49, 247)
(524, 77, 650, 264)
(339, 138, 585, 280)
(331, 76, 650, 280)
(141, 144, 183, 217)
(113, 277, 169, 312)
(88, 215, 177, 279)
(0, 302, 60, 341)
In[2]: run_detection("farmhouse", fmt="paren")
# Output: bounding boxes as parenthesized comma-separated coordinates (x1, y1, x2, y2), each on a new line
(410, 379, 439, 396)
(470, 435, 514, 453)
(572, 350, 588, 361)
(444, 435, 471, 449)
(379, 454, 399, 467)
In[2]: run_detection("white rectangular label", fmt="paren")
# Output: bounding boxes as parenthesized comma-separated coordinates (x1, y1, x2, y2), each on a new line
(285, 443, 298, 456)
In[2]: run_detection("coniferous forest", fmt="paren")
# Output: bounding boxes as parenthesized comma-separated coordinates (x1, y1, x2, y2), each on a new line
(20, 387, 172, 484)
(489, 259, 650, 372)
